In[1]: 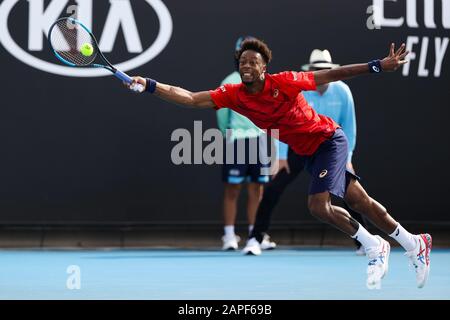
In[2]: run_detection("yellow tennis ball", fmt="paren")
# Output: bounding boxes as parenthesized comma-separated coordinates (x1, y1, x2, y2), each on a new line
(80, 43, 94, 57)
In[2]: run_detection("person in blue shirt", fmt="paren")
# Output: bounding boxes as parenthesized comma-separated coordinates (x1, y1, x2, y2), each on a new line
(217, 36, 276, 251)
(243, 49, 369, 255)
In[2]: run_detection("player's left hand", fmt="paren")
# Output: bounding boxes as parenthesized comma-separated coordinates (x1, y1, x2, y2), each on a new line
(380, 43, 409, 72)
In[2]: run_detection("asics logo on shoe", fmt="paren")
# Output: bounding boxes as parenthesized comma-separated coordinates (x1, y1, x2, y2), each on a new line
(368, 247, 386, 265)
(395, 229, 400, 236)
(416, 240, 427, 264)
(378, 244, 386, 263)
(417, 248, 426, 264)
(417, 255, 425, 264)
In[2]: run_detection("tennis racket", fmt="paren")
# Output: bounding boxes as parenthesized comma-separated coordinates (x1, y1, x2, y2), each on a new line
(48, 17, 144, 92)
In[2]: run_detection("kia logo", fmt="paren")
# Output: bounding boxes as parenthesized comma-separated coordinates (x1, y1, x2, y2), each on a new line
(0, 0, 173, 77)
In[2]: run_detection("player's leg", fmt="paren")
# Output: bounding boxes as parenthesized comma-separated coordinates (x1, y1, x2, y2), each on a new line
(307, 192, 388, 266)
(344, 202, 368, 255)
(306, 128, 390, 289)
(344, 179, 397, 233)
(305, 129, 377, 237)
(344, 179, 432, 288)
(308, 190, 390, 289)
(307, 192, 367, 235)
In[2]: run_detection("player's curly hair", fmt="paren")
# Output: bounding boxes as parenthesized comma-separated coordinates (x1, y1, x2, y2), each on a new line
(236, 38, 272, 64)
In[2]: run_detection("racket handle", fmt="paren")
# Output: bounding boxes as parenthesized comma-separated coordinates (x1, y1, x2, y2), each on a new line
(115, 69, 145, 93)
(114, 69, 133, 83)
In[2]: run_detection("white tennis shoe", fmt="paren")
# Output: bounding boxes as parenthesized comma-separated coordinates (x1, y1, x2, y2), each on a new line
(366, 236, 390, 290)
(406, 233, 432, 288)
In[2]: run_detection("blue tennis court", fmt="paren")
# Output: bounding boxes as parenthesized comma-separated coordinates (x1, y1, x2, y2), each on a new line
(1, 248, 449, 300)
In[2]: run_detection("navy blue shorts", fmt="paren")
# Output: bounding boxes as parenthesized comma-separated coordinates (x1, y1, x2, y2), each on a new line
(222, 136, 271, 184)
(304, 129, 359, 198)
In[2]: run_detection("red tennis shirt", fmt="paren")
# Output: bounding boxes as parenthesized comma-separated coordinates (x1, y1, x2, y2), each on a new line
(209, 71, 339, 156)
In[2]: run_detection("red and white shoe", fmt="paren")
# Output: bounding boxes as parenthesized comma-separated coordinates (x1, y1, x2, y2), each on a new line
(406, 233, 432, 288)
(365, 236, 390, 290)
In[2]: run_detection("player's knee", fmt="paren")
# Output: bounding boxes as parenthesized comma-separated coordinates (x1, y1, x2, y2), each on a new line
(308, 199, 330, 221)
(347, 194, 374, 214)
(345, 197, 359, 212)
(372, 198, 389, 218)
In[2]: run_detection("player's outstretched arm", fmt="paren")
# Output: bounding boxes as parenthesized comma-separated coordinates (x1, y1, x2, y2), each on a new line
(129, 76, 216, 109)
(314, 43, 409, 86)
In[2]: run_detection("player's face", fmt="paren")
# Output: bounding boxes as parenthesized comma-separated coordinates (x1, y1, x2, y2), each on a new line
(239, 50, 266, 85)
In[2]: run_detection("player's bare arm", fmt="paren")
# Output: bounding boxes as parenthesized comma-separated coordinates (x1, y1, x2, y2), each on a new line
(130, 76, 216, 109)
(314, 43, 409, 85)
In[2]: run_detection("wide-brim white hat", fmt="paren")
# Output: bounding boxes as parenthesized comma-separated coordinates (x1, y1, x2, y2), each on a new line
(301, 49, 340, 71)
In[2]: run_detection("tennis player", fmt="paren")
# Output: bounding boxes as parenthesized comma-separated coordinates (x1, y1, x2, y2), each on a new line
(126, 39, 431, 290)
(248, 48, 369, 256)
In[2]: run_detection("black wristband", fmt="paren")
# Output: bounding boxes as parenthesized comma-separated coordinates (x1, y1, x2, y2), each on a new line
(145, 78, 157, 93)
(368, 59, 382, 73)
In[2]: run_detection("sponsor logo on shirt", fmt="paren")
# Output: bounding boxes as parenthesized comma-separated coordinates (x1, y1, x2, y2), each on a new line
(273, 89, 279, 98)
(220, 85, 226, 92)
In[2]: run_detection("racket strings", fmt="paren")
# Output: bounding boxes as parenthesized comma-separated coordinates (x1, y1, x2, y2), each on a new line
(50, 19, 97, 66)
